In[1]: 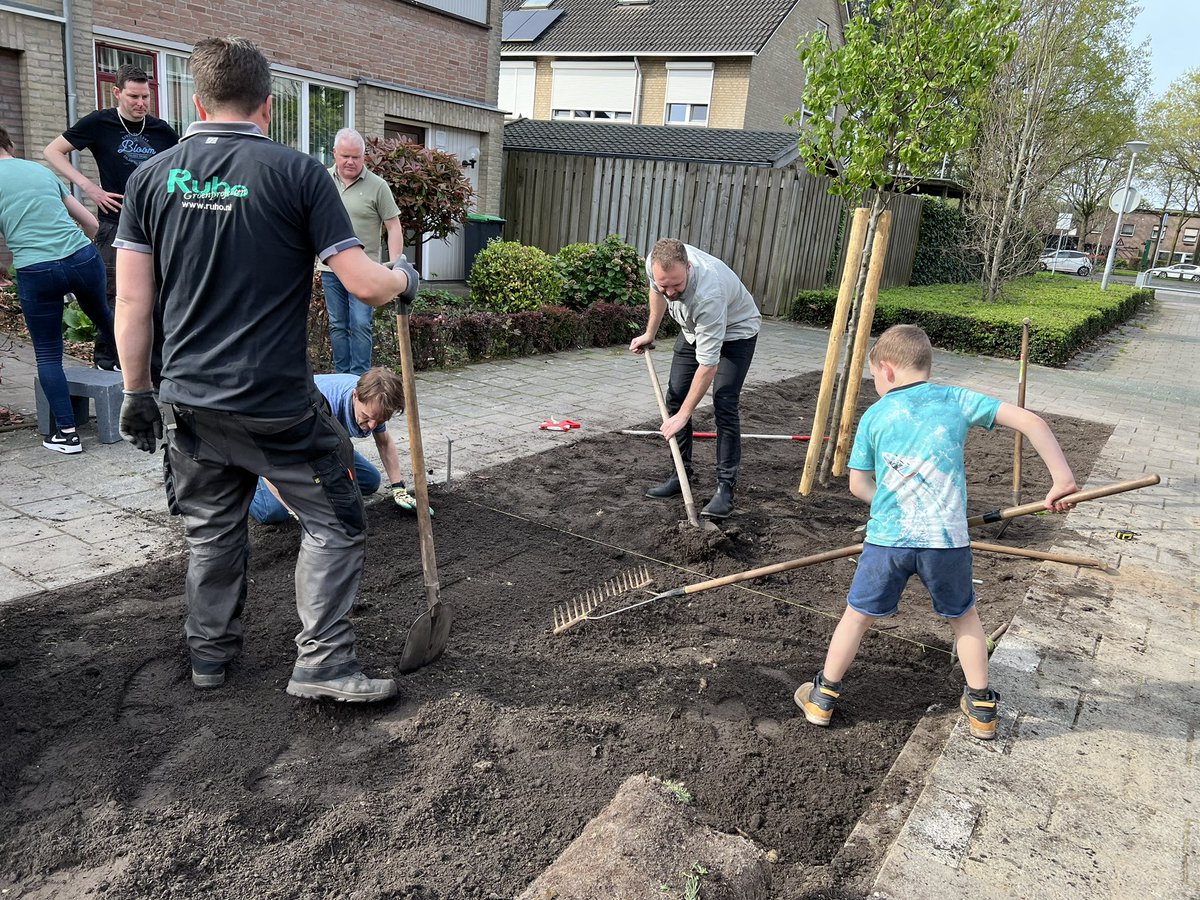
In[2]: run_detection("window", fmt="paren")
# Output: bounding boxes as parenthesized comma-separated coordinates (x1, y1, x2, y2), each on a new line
(664, 63, 712, 127)
(816, 18, 830, 40)
(408, 0, 487, 25)
(1120, 223, 1135, 236)
(499, 62, 536, 119)
(94, 39, 351, 162)
(1184, 227, 1198, 246)
(1150, 225, 1161, 239)
(95, 43, 161, 115)
(551, 61, 636, 122)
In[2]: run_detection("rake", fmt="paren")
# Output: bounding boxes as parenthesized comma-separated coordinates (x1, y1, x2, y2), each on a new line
(552, 565, 653, 634)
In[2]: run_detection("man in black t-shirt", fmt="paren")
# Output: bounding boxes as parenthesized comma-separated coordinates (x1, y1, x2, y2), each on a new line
(44, 64, 178, 371)
(113, 37, 419, 703)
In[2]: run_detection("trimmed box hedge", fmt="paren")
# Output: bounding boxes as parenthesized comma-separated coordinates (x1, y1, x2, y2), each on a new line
(786, 275, 1152, 367)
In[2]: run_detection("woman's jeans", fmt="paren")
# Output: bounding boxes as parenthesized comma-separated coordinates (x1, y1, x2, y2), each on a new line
(17, 244, 113, 431)
(322, 271, 374, 376)
(250, 449, 381, 524)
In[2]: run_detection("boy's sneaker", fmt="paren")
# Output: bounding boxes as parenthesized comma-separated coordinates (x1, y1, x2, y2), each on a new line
(43, 429, 83, 454)
(794, 672, 841, 726)
(960, 686, 1000, 740)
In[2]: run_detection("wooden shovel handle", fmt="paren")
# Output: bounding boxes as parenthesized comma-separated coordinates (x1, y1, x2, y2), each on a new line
(395, 312, 441, 610)
(967, 475, 1159, 527)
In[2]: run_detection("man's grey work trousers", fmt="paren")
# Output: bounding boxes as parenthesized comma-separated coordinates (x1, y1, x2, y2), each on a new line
(164, 400, 368, 682)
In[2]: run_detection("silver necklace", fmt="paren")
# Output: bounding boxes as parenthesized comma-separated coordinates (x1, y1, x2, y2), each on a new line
(118, 111, 146, 137)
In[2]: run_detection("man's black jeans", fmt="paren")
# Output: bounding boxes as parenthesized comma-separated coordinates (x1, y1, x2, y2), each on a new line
(665, 332, 757, 486)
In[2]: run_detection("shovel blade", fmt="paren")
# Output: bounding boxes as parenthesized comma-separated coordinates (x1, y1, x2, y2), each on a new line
(397, 601, 452, 673)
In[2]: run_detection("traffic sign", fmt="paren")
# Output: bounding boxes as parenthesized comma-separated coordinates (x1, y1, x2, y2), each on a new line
(1109, 187, 1142, 214)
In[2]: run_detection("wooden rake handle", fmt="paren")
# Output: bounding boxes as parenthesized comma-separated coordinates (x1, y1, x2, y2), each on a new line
(643, 348, 701, 527)
(966, 475, 1159, 527)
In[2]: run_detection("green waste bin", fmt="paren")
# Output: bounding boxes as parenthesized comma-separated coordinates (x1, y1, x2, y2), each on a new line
(463, 213, 505, 279)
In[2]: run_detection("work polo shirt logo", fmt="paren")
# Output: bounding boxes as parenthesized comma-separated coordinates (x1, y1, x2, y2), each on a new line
(166, 167, 250, 211)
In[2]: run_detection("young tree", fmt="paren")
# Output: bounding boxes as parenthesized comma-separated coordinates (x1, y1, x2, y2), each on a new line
(364, 137, 475, 251)
(1142, 69, 1200, 264)
(966, 0, 1147, 300)
(791, 0, 1018, 479)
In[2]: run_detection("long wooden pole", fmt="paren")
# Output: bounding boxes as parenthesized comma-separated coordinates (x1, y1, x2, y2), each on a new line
(1011, 318, 1032, 506)
(832, 209, 892, 477)
(800, 207, 869, 496)
(643, 348, 701, 527)
(656, 475, 1159, 604)
(969, 540, 1105, 569)
(396, 313, 441, 612)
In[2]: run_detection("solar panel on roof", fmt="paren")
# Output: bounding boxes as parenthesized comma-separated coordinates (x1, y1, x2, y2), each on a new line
(501, 8, 563, 41)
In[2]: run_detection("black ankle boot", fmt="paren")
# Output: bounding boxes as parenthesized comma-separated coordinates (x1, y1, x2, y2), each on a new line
(645, 473, 688, 499)
(701, 482, 734, 519)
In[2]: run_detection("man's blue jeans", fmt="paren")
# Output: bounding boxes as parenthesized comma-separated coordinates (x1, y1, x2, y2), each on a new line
(322, 271, 374, 375)
(17, 244, 113, 430)
(250, 449, 381, 523)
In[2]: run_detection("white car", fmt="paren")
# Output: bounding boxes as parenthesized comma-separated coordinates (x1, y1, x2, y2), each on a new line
(1038, 250, 1092, 276)
(1146, 263, 1200, 282)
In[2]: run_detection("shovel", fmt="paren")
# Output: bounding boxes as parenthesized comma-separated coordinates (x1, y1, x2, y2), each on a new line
(642, 347, 705, 528)
(394, 308, 451, 672)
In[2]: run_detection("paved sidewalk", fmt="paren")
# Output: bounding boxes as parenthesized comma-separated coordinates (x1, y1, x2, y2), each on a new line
(1, 292, 1196, 899)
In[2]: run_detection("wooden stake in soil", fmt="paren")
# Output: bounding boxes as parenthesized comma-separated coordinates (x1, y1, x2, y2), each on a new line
(832, 209, 892, 477)
(800, 207, 869, 496)
(997, 318, 1032, 539)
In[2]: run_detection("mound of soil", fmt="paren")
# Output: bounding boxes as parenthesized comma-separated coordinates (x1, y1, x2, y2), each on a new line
(0, 372, 1109, 899)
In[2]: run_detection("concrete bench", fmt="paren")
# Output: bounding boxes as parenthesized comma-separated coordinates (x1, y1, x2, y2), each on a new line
(35, 366, 124, 444)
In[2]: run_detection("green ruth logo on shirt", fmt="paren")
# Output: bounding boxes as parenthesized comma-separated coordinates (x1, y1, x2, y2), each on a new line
(166, 168, 249, 200)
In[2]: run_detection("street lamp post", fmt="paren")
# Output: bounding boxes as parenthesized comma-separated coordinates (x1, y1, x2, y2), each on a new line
(1101, 139, 1150, 290)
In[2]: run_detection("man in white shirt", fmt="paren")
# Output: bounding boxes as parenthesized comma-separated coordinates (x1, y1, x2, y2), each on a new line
(629, 238, 761, 519)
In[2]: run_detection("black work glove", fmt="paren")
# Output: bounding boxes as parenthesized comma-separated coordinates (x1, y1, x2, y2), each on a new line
(119, 389, 163, 452)
(393, 256, 420, 314)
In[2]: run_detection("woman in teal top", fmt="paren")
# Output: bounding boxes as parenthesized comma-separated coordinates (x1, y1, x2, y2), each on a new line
(0, 124, 114, 454)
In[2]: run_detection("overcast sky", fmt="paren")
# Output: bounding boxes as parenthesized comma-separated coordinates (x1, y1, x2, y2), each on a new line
(1131, 0, 1193, 100)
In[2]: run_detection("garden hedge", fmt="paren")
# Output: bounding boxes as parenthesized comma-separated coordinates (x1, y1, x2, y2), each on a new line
(787, 275, 1152, 367)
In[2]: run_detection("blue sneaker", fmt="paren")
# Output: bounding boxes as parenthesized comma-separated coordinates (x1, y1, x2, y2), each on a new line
(960, 686, 999, 740)
(794, 672, 841, 726)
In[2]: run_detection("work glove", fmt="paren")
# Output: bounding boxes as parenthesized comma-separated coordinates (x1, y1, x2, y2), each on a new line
(119, 389, 163, 453)
(392, 256, 420, 314)
(391, 482, 434, 517)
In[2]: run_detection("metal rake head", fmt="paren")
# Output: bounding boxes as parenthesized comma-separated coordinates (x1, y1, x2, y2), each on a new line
(552, 565, 652, 635)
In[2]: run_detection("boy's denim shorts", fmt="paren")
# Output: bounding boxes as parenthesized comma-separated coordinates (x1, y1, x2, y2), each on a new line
(847, 543, 976, 619)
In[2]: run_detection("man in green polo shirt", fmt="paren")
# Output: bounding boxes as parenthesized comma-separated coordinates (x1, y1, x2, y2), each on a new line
(318, 128, 405, 375)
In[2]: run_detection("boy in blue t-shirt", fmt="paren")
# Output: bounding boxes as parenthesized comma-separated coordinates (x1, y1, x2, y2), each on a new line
(795, 325, 1078, 739)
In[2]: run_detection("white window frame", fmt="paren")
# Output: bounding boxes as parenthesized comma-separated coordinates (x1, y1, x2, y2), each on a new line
(408, 0, 488, 25)
(499, 61, 536, 119)
(1183, 227, 1198, 246)
(90, 31, 354, 162)
(550, 61, 636, 122)
(1119, 223, 1136, 236)
(664, 62, 712, 128)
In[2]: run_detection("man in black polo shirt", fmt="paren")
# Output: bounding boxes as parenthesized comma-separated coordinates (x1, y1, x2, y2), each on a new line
(113, 37, 419, 703)
(44, 63, 178, 371)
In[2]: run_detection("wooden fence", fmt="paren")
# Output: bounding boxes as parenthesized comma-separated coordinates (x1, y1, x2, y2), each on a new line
(501, 150, 924, 316)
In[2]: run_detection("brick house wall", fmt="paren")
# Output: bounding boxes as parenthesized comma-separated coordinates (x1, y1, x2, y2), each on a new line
(744, 0, 844, 131)
(0, 9, 71, 159)
(92, 0, 492, 106)
(1112, 209, 1200, 266)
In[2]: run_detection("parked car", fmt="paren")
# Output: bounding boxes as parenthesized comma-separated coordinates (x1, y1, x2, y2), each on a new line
(1038, 250, 1092, 276)
(1146, 263, 1200, 282)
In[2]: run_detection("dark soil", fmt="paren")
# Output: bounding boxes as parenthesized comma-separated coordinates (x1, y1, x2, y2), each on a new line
(0, 371, 1110, 900)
